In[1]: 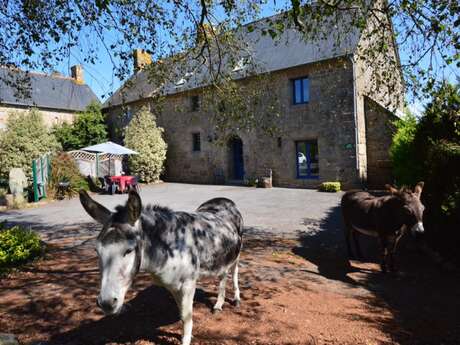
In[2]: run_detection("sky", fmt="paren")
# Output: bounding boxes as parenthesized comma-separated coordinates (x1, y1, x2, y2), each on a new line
(52, 2, 287, 103)
(48, 2, 457, 115)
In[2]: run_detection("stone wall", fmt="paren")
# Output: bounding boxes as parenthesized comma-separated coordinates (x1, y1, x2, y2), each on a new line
(351, 0, 405, 185)
(364, 97, 396, 189)
(105, 57, 364, 189)
(0, 105, 76, 129)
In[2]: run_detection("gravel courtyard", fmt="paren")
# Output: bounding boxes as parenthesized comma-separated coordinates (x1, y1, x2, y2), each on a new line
(0, 182, 343, 240)
(1, 183, 459, 345)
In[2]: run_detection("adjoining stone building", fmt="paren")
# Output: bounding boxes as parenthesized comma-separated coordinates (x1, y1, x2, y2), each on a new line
(103, 8, 404, 189)
(0, 65, 99, 128)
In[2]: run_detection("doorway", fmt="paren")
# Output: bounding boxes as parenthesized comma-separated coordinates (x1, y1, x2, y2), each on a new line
(230, 136, 244, 180)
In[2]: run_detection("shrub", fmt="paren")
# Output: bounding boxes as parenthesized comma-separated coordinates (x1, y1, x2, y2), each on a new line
(390, 82, 460, 260)
(47, 152, 89, 199)
(53, 102, 107, 151)
(0, 223, 42, 270)
(0, 108, 60, 180)
(124, 107, 167, 183)
(319, 181, 341, 192)
(389, 109, 420, 186)
(244, 176, 258, 187)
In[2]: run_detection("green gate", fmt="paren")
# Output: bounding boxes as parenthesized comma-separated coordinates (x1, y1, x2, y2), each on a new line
(32, 153, 51, 202)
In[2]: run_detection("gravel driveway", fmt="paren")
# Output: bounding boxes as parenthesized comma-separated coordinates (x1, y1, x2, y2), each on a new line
(0, 182, 343, 243)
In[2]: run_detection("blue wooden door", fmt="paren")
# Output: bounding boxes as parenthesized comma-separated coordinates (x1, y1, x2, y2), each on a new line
(233, 138, 244, 180)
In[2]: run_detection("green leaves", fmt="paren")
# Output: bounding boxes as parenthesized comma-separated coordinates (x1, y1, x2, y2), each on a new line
(1, 0, 458, 110)
(124, 106, 167, 183)
(48, 152, 89, 199)
(0, 109, 60, 180)
(0, 223, 42, 270)
(53, 102, 108, 151)
(390, 109, 420, 186)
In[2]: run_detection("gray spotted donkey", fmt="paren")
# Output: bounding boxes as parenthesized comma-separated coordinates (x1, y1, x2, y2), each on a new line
(79, 190, 243, 345)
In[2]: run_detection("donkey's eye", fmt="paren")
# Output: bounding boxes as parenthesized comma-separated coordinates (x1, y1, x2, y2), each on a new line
(124, 248, 134, 256)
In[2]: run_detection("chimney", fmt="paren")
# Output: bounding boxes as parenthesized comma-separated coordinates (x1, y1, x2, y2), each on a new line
(71, 65, 84, 84)
(133, 49, 152, 72)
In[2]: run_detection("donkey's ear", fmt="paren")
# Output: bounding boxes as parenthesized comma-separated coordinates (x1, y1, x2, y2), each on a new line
(385, 184, 398, 194)
(79, 190, 112, 224)
(414, 181, 424, 198)
(127, 190, 142, 226)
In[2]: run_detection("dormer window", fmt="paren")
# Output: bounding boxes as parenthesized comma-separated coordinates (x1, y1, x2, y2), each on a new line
(175, 77, 186, 87)
(175, 72, 194, 88)
(232, 57, 248, 72)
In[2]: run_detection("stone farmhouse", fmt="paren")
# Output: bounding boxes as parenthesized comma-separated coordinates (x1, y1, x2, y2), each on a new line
(103, 8, 404, 189)
(0, 65, 99, 128)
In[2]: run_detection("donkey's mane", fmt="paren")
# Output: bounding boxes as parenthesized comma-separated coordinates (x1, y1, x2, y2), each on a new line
(144, 204, 174, 216)
(111, 204, 174, 223)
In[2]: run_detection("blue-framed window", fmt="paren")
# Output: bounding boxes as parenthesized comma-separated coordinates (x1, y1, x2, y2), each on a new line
(192, 132, 201, 152)
(292, 77, 309, 104)
(296, 140, 319, 179)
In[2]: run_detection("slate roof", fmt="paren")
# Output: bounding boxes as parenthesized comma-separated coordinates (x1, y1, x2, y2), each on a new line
(0, 68, 99, 112)
(104, 9, 363, 108)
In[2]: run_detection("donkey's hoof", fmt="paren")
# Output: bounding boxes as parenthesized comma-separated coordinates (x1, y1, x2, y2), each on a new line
(212, 307, 222, 314)
(234, 300, 241, 308)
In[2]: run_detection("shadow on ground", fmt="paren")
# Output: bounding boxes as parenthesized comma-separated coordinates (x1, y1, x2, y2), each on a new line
(48, 285, 181, 345)
(292, 203, 460, 345)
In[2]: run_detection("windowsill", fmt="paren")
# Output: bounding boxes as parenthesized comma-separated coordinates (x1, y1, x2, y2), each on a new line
(296, 176, 319, 180)
(291, 102, 309, 107)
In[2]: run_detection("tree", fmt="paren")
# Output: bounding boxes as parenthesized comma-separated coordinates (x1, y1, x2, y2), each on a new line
(0, 0, 458, 104)
(53, 102, 108, 151)
(124, 107, 167, 183)
(0, 108, 61, 179)
(389, 82, 460, 259)
(389, 108, 419, 185)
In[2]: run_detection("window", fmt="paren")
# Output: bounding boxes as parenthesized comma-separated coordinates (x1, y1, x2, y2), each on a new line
(296, 140, 319, 179)
(124, 105, 132, 120)
(175, 72, 194, 88)
(191, 95, 200, 111)
(192, 132, 201, 152)
(218, 101, 226, 112)
(292, 77, 309, 104)
(175, 77, 186, 87)
(232, 57, 249, 72)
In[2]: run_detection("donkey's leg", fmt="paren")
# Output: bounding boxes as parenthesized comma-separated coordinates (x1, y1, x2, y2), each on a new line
(177, 281, 196, 345)
(379, 236, 389, 273)
(352, 230, 364, 260)
(232, 258, 241, 307)
(343, 221, 355, 259)
(213, 269, 229, 313)
(343, 217, 354, 259)
(389, 235, 403, 272)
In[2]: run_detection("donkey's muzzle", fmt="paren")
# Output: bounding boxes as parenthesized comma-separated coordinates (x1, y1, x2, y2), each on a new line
(97, 296, 118, 315)
(411, 222, 425, 235)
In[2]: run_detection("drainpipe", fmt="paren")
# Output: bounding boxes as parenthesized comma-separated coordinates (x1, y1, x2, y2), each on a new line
(349, 55, 360, 172)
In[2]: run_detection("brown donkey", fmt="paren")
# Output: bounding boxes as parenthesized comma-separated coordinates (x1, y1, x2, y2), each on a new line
(341, 182, 425, 272)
